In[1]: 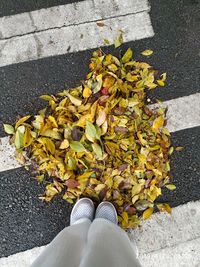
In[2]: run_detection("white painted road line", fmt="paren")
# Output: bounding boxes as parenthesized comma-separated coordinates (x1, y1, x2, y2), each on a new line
(0, 92, 200, 173)
(0, 200, 200, 267)
(0, 0, 150, 40)
(154, 92, 200, 133)
(140, 238, 200, 267)
(0, 11, 154, 67)
(0, 136, 21, 171)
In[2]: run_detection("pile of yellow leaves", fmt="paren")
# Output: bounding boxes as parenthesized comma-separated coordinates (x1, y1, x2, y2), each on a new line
(4, 48, 176, 229)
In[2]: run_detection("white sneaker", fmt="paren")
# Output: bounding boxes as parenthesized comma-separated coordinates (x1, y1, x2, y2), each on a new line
(70, 198, 95, 225)
(95, 202, 118, 224)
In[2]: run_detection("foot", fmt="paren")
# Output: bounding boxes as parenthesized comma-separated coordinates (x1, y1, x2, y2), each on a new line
(70, 198, 95, 225)
(95, 201, 118, 224)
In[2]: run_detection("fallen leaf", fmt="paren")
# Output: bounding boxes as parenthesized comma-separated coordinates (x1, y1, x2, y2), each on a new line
(85, 121, 97, 142)
(92, 143, 103, 159)
(152, 116, 164, 132)
(15, 115, 31, 129)
(65, 179, 79, 189)
(96, 108, 106, 126)
(3, 124, 14, 134)
(141, 49, 153, 56)
(175, 146, 184, 151)
(121, 48, 133, 63)
(59, 139, 69, 149)
(157, 203, 172, 214)
(70, 141, 86, 152)
(96, 21, 105, 27)
(165, 184, 176, 190)
(143, 207, 154, 220)
(114, 31, 123, 48)
(66, 92, 82, 106)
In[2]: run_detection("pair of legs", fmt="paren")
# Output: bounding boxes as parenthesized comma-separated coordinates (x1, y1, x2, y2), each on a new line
(31, 199, 142, 267)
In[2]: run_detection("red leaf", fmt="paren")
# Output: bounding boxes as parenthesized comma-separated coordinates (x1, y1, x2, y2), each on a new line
(101, 87, 109, 95)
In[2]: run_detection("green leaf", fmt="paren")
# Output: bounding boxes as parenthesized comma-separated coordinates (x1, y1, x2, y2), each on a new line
(67, 157, 77, 170)
(42, 129, 62, 140)
(114, 31, 123, 48)
(165, 184, 176, 190)
(85, 121, 97, 142)
(3, 124, 14, 134)
(15, 125, 25, 149)
(92, 143, 103, 159)
(122, 48, 133, 63)
(70, 141, 86, 152)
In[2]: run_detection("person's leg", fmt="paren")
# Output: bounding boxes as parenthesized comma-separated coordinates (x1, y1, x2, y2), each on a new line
(79, 202, 142, 267)
(30, 198, 94, 267)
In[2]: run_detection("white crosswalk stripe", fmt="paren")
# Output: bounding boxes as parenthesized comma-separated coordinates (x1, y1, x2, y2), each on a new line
(0, 200, 199, 267)
(0, 0, 150, 39)
(0, 0, 154, 67)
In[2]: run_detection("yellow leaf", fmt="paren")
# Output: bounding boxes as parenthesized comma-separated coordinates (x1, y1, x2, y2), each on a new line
(15, 115, 31, 129)
(141, 49, 153, 56)
(121, 211, 129, 224)
(175, 146, 184, 151)
(157, 80, 165, 87)
(94, 184, 106, 193)
(169, 147, 174, 155)
(162, 127, 170, 136)
(76, 114, 92, 128)
(23, 127, 33, 147)
(132, 184, 142, 197)
(101, 120, 108, 135)
(103, 76, 115, 88)
(108, 64, 118, 72)
(161, 73, 167, 81)
(42, 129, 62, 140)
(137, 131, 147, 145)
(132, 195, 139, 204)
(66, 92, 82, 106)
(126, 73, 138, 82)
(114, 31, 123, 48)
(122, 48, 133, 63)
(152, 116, 164, 132)
(143, 207, 154, 220)
(165, 184, 176, 190)
(48, 116, 58, 127)
(59, 139, 69, 149)
(39, 95, 56, 102)
(157, 203, 172, 214)
(77, 171, 94, 180)
(42, 137, 55, 154)
(105, 176, 113, 189)
(83, 86, 92, 98)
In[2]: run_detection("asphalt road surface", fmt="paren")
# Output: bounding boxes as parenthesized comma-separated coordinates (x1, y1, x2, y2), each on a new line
(0, 0, 200, 265)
